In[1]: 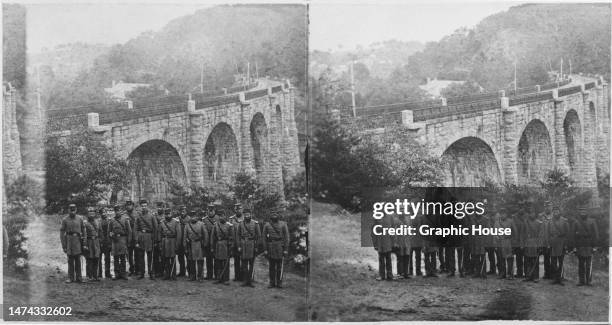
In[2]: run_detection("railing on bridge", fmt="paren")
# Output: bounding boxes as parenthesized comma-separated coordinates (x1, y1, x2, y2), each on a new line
(508, 91, 554, 106)
(558, 85, 582, 97)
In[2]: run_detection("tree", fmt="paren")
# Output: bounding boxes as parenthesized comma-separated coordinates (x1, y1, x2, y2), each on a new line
(440, 80, 483, 98)
(44, 129, 129, 212)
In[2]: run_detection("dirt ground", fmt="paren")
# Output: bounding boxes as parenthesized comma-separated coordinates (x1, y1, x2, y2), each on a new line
(308, 201, 609, 322)
(3, 215, 307, 322)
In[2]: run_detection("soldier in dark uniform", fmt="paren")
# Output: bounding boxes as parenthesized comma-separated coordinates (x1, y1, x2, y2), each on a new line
(98, 207, 112, 279)
(262, 210, 289, 288)
(228, 203, 244, 281)
(423, 214, 439, 278)
(497, 207, 515, 279)
(472, 213, 487, 278)
(60, 204, 86, 283)
(176, 206, 190, 277)
(573, 207, 599, 286)
(109, 205, 132, 280)
(152, 202, 165, 277)
(202, 203, 219, 280)
(237, 209, 261, 286)
(83, 207, 101, 282)
(211, 209, 234, 284)
(159, 207, 182, 280)
(371, 213, 395, 280)
(124, 200, 137, 276)
(393, 214, 411, 279)
(523, 208, 543, 282)
(408, 216, 422, 276)
(541, 203, 553, 280)
(135, 199, 157, 279)
(513, 207, 527, 278)
(183, 212, 208, 281)
(548, 206, 569, 285)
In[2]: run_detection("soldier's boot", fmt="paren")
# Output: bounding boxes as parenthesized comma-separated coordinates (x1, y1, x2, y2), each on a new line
(189, 260, 197, 281)
(197, 260, 204, 281)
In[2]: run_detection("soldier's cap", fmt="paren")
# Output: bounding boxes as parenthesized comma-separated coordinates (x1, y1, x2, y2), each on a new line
(180, 205, 187, 210)
(234, 203, 242, 207)
(243, 208, 252, 214)
(190, 209, 197, 215)
(113, 205, 121, 211)
(68, 204, 77, 209)
(578, 206, 588, 213)
(87, 207, 95, 212)
(97, 207, 105, 213)
(125, 200, 134, 206)
(164, 208, 171, 214)
(139, 199, 148, 205)
(156, 201, 164, 208)
(207, 203, 215, 208)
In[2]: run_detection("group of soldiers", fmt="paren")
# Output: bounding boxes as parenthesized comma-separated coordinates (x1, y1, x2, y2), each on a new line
(372, 201, 604, 286)
(60, 199, 290, 288)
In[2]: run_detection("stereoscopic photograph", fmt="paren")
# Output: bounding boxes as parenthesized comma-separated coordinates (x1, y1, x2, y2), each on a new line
(308, 2, 610, 322)
(2, 2, 308, 321)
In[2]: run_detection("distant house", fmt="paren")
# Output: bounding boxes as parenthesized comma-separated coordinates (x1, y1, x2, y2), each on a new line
(419, 78, 466, 98)
(104, 80, 151, 101)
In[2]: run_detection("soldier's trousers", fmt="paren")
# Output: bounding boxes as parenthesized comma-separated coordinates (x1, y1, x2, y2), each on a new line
(486, 247, 496, 273)
(424, 251, 437, 276)
(543, 247, 551, 278)
(463, 247, 472, 274)
(377, 251, 393, 280)
(85, 257, 99, 279)
(395, 253, 410, 278)
(438, 247, 447, 271)
(113, 254, 127, 279)
(495, 248, 504, 274)
(233, 254, 242, 281)
(67, 254, 82, 281)
(127, 246, 136, 274)
(525, 256, 539, 280)
(444, 247, 460, 274)
(268, 258, 283, 287)
(136, 249, 153, 276)
(153, 245, 163, 276)
(498, 256, 513, 277)
(577, 255, 592, 284)
(409, 247, 422, 275)
(205, 255, 215, 279)
(514, 248, 525, 277)
(98, 249, 111, 278)
(164, 257, 177, 279)
(473, 254, 486, 277)
(176, 248, 187, 276)
(216, 258, 230, 282)
(188, 259, 204, 280)
(242, 258, 255, 284)
(551, 255, 564, 282)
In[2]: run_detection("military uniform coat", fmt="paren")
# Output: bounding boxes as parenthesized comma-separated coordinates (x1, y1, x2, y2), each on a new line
(471, 216, 486, 255)
(262, 220, 289, 260)
(524, 219, 543, 257)
(393, 216, 411, 255)
(83, 219, 101, 258)
(211, 222, 234, 260)
(573, 217, 599, 257)
(126, 211, 136, 247)
(109, 216, 132, 256)
(60, 215, 86, 256)
(498, 218, 514, 258)
(135, 211, 158, 252)
(183, 220, 208, 260)
(159, 218, 181, 258)
(99, 218, 112, 252)
(548, 218, 569, 256)
(202, 216, 219, 256)
(371, 214, 395, 253)
(237, 220, 261, 259)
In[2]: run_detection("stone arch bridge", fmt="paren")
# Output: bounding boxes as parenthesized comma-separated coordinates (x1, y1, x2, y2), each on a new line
(48, 80, 301, 203)
(347, 76, 610, 190)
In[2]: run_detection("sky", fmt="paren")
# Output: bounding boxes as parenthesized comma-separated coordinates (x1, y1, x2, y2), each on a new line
(25, 3, 212, 53)
(309, 2, 518, 51)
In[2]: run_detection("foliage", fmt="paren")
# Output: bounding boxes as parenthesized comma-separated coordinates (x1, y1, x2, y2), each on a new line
(167, 181, 215, 211)
(440, 80, 483, 98)
(596, 167, 610, 206)
(3, 4, 26, 90)
(44, 129, 129, 212)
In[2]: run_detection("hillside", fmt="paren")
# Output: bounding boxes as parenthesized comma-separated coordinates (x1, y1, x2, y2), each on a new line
(28, 43, 111, 82)
(402, 3, 611, 90)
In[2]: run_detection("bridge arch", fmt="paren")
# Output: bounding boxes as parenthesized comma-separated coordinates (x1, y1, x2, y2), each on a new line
(126, 139, 188, 203)
(563, 109, 582, 175)
(250, 112, 269, 178)
(517, 119, 554, 184)
(204, 122, 239, 188)
(441, 136, 501, 186)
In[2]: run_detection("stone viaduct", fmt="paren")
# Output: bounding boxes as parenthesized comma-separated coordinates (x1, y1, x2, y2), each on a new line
(48, 80, 301, 203)
(349, 76, 610, 191)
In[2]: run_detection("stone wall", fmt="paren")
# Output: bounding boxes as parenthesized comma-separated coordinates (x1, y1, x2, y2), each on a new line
(3, 85, 22, 184)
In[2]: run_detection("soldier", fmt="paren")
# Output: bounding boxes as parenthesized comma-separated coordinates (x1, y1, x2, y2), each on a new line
(124, 200, 137, 276)
(472, 213, 487, 279)
(183, 212, 208, 281)
(83, 207, 101, 282)
(229, 203, 244, 281)
(109, 205, 132, 280)
(523, 207, 543, 282)
(237, 209, 261, 287)
(60, 204, 86, 283)
(98, 207, 112, 279)
(393, 213, 411, 279)
(573, 207, 599, 286)
(176, 206, 190, 277)
(135, 199, 158, 279)
(497, 207, 515, 279)
(484, 211, 497, 275)
(548, 206, 569, 285)
(202, 203, 219, 280)
(541, 202, 553, 280)
(159, 207, 182, 280)
(211, 209, 234, 284)
(262, 210, 289, 288)
(152, 202, 165, 278)
(462, 214, 474, 277)
(371, 213, 395, 281)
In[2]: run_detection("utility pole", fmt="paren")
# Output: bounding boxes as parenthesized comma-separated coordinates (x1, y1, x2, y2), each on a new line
(200, 61, 204, 94)
(560, 58, 563, 80)
(569, 59, 572, 77)
(255, 62, 259, 81)
(350, 61, 356, 118)
(247, 61, 250, 85)
(514, 61, 517, 92)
